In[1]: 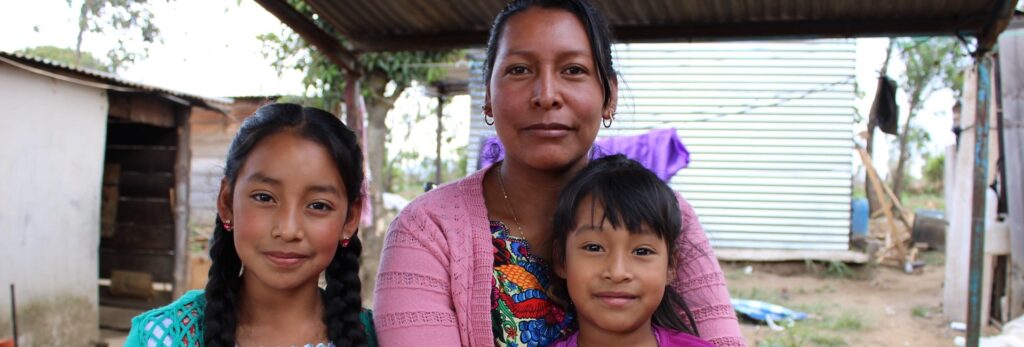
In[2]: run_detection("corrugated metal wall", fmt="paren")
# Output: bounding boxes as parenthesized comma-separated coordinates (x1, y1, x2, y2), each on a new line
(468, 40, 855, 250)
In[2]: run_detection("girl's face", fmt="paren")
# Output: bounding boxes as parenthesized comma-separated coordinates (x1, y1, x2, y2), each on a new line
(555, 196, 671, 336)
(486, 7, 616, 171)
(217, 131, 360, 291)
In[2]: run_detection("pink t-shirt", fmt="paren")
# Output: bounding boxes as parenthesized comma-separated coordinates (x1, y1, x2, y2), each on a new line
(548, 326, 716, 347)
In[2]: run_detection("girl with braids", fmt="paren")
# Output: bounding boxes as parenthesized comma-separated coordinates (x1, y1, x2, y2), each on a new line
(548, 155, 713, 347)
(126, 103, 376, 347)
(373, 0, 744, 346)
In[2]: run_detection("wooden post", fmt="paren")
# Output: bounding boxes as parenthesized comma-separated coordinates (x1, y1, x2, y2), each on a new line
(947, 66, 978, 324)
(998, 23, 1024, 320)
(435, 94, 445, 185)
(967, 56, 994, 347)
(172, 106, 192, 299)
(344, 73, 366, 143)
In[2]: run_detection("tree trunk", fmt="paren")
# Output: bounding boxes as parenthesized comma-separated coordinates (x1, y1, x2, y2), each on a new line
(358, 70, 406, 303)
(865, 117, 882, 213)
(865, 40, 895, 214)
(893, 107, 917, 201)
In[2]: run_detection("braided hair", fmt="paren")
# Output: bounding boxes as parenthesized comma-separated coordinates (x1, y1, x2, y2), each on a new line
(203, 103, 367, 347)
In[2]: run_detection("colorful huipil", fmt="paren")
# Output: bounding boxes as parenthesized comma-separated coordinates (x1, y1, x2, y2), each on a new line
(490, 220, 575, 347)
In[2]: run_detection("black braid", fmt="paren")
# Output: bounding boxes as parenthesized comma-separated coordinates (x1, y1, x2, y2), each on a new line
(323, 235, 367, 347)
(203, 217, 243, 347)
(200, 103, 366, 346)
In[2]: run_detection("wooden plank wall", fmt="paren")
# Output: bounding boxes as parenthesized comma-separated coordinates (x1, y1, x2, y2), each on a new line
(99, 96, 181, 310)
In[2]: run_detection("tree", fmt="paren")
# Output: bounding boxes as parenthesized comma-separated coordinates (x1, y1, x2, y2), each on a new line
(891, 37, 968, 199)
(18, 45, 112, 73)
(69, 0, 165, 73)
(258, 1, 460, 296)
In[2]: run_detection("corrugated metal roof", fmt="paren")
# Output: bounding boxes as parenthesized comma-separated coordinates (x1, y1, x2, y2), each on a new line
(467, 39, 857, 251)
(301, 0, 1012, 51)
(0, 51, 231, 109)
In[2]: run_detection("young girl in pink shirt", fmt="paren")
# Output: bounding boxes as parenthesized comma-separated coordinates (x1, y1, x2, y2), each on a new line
(548, 155, 715, 347)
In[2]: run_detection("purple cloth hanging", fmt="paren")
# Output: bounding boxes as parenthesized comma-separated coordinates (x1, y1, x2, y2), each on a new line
(477, 128, 690, 182)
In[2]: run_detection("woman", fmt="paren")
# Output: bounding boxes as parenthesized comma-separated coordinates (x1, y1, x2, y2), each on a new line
(373, 1, 745, 346)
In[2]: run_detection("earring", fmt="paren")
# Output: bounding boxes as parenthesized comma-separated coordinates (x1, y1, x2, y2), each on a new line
(223, 220, 233, 231)
(602, 114, 614, 128)
(483, 105, 495, 126)
(341, 238, 351, 248)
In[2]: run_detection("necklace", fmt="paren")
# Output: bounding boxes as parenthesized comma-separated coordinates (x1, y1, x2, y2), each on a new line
(496, 163, 526, 239)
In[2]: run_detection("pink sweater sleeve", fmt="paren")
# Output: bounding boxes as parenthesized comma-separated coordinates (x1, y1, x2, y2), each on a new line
(673, 195, 747, 347)
(372, 206, 463, 346)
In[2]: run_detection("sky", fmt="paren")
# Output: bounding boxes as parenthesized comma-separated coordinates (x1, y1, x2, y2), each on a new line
(0, 0, 962, 178)
(0, 0, 306, 97)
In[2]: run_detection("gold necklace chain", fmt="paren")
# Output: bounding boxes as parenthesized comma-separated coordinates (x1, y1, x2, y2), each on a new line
(496, 163, 526, 239)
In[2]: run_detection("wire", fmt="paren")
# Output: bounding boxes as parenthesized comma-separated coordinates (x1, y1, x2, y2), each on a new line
(646, 75, 857, 123)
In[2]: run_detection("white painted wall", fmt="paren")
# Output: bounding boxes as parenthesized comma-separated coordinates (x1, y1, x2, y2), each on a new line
(0, 62, 107, 345)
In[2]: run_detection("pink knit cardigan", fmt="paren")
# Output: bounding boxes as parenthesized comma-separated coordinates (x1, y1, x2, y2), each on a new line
(372, 167, 746, 347)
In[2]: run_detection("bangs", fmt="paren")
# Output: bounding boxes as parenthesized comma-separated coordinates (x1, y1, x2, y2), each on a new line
(553, 155, 682, 247)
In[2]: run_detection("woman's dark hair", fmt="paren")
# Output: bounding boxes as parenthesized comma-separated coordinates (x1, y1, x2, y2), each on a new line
(204, 103, 367, 347)
(484, 0, 617, 108)
(551, 154, 700, 336)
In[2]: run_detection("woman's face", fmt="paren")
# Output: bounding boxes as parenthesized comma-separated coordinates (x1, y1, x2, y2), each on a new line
(217, 131, 360, 291)
(487, 7, 616, 172)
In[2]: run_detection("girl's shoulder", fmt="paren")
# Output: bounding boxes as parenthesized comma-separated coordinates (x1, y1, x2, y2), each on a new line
(126, 290, 206, 347)
(654, 326, 717, 347)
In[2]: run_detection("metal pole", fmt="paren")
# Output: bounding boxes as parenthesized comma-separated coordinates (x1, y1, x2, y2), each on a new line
(967, 56, 993, 347)
(9, 284, 16, 347)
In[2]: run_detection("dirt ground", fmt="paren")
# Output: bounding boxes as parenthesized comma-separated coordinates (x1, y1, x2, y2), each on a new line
(724, 252, 997, 347)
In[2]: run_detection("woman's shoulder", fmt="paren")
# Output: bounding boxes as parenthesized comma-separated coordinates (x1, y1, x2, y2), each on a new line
(395, 167, 488, 221)
(126, 290, 206, 346)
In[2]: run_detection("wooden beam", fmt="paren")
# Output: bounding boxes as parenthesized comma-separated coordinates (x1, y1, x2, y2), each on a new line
(967, 56, 995, 347)
(346, 16, 993, 52)
(254, 0, 360, 75)
(974, 0, 1019, 55)
(998, 22, 1024, 320)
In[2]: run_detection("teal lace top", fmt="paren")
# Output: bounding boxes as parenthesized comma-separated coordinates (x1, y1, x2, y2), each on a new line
(126, 290, 377, 347)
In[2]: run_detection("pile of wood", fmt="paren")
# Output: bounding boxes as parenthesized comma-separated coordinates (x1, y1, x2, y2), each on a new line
(856, 145, 921, 268)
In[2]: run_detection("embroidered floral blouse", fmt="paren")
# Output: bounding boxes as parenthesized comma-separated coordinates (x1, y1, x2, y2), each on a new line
(490, 220, 575, 347)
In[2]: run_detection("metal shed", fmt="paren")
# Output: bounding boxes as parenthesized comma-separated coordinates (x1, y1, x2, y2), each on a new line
(464, 39, 858, 251)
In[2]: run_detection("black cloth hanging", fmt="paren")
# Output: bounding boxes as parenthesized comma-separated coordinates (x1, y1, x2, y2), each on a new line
(871, 76, 900, 135)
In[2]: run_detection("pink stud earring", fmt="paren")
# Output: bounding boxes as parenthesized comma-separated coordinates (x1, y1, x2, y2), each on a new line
(223, 220, 233, 231)
(341, 238, 351, 248)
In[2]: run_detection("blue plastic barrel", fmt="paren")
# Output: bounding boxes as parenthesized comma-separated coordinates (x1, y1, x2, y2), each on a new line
(851, 198, 869, 237)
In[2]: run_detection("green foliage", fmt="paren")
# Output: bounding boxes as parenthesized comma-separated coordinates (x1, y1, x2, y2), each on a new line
(69, 0, 167, 73)
(257, 0, 460, 111)
(912, 305, 931, 318)
(823, 260, 855, 279)
(18, 45, 111, 73)
(920, 250, 945, 266)
(898, 37, 969, 111)
(922, 154, 945, 193)
(756, 309, 866, 347)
